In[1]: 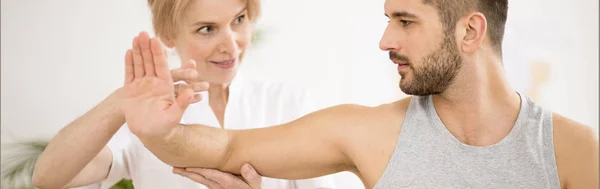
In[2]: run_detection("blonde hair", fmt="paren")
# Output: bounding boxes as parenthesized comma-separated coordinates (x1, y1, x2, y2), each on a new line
(147, 0, 261, 40)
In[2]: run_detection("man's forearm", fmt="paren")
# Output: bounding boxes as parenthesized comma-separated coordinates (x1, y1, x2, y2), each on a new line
(135, 105, 359, 179)
(138, 124, 233, 170)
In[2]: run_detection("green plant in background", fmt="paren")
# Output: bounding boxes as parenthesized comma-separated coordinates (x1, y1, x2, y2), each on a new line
(1, 140, 46, 189)
(1, 140, 134, 189)
(110, 179, 134, 189)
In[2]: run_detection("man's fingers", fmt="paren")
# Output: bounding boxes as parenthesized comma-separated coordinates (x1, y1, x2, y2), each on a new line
(125, 49, 134, 84)
(241, 164, 262, 188)
(150, 37, 171, 81)
(139, 31, 156, 77)
(132, 36, 145, 79)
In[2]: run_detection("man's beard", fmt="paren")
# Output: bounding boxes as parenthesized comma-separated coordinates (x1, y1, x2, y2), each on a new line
(391, 35, 463, 96)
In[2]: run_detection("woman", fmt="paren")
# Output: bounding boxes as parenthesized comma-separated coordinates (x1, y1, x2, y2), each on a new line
(32, 0, 336, 188)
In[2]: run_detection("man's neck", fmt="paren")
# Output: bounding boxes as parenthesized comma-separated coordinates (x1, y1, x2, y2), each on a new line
(431, 55, 522, 146)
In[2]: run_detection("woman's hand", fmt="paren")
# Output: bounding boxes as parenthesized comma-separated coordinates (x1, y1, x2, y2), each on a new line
(173, 164, 262, 189)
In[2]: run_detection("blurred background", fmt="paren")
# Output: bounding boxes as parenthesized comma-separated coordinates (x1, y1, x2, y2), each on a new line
(1, 0, 598, 188)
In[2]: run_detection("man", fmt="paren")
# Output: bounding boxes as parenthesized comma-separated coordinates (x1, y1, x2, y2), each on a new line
(121, 0, 598, 188)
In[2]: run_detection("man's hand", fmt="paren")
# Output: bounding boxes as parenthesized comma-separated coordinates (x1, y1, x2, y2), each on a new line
(120, 41, 205, 105)
(122, 31, 205, 138)
(173, 164, 262, 189)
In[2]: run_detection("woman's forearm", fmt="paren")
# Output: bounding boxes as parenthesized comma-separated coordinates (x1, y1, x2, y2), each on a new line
(33, 89, 126, 189)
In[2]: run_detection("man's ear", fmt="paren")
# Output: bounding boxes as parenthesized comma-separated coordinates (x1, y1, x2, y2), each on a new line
(459, 12, 487, 53)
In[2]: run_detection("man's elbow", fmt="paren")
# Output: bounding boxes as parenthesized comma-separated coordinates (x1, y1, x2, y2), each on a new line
(212, 130, 238, 173)
(185, 128, 233, 170)
(153, 126, 234, 169)
(216, 131, 234, 170)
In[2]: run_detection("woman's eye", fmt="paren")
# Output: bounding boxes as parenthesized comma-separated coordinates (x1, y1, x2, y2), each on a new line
(235, 15, 246, 24)
(198, 26, 213, 34)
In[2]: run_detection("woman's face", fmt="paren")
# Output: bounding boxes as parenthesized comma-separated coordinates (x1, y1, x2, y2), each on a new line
(168, 0, 252, 85)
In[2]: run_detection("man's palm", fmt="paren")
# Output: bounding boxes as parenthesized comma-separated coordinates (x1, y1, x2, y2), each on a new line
(123, 77, 182, 137)
(122, 32, 196, 138)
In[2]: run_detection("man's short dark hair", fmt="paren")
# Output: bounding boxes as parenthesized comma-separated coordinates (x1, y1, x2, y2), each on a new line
(423, 0, 508, 55)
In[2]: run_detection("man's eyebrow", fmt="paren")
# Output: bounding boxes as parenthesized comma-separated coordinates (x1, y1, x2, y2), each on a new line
(385, 11, 418, 19)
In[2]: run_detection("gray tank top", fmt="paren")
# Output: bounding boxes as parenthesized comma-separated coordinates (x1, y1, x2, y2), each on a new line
(374, 93, 561, 189)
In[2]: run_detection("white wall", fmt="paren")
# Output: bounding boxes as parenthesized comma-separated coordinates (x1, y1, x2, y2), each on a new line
(502, 0, 599, 130)
(1, 0, 597, 189)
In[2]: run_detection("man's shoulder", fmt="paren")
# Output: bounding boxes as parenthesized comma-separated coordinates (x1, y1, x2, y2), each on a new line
(552, 113, 597, 147)
(331, 96, 412, 113)
(321, 96, 413, 125)
(552, 112, 598, 188)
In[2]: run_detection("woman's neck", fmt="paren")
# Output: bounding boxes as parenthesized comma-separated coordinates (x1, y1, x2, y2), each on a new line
(208, 82, 230, 127)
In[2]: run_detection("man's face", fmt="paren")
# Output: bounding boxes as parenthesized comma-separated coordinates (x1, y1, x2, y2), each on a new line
(380, 0, 463, 96)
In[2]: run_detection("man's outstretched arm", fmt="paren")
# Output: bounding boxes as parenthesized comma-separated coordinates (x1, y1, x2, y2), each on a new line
(137, 104, 363, 180)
